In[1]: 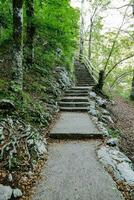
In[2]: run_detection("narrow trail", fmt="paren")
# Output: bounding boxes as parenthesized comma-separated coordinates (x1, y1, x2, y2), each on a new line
(33, 63, 124, 200)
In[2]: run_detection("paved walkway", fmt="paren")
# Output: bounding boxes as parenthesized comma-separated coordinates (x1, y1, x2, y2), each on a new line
(32, 66, 124, 200)
(33, 140, 124, 200)
(50, 112, 102, 139)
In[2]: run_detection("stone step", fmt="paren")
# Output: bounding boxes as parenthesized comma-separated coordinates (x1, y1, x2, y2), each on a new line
(76, 85, 90, 87)
(65, 93, 88, 97)
(50, 112, 102, 139)
(77, 80, 94, 83)
(61, 97, 89, 102)
(76, 83, 94, 85)
(71, 86, 91, 90)
(76, 81, 92, 84)
(59, 102, 90, 107)
(60, 107, 88, 112)
(65, 90, 89, 94)
(77, 83, 95, 86)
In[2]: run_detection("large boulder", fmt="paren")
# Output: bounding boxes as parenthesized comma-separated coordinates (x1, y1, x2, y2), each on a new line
(98, 146, 134, 185)
(54, 67, 71, 89)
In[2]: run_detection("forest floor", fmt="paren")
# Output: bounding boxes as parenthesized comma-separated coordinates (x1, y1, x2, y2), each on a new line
(109, 96, 134, 164)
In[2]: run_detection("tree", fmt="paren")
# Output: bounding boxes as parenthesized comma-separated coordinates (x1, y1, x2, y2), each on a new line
(25, 0, 35, 68)
(95, 4, 132, 91)
(12, 0, 24, 92)
(79, 0, 85, 59)
(34, 0, 79, 71)
(86, 0, 110, 61)
(130, 0, 134, 99)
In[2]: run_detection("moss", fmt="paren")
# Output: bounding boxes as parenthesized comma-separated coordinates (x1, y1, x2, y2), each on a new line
(108, 128, 121, 138)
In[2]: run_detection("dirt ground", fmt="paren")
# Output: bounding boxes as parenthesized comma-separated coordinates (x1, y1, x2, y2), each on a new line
(109, 96, 134, 164)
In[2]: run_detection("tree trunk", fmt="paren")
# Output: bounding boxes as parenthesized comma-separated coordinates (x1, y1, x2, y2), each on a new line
(12, 0, 24, 92)
(88, 18, 93, 60)
(130, 70, 134, 100)
(130, 1, 134, 99)
(95, 70, 105, 91)
(79, 0, 84, 60)
(25, 0, 35, 68)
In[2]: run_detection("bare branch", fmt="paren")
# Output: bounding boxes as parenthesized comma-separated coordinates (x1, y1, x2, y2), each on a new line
(109, 4, 132, 10)
(105, 54, 134, 79)
(109, 70, 133, 91)
(103, 6, 129, 71)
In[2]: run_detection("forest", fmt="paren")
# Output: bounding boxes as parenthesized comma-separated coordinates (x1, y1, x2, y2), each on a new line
(0, 0, 134, 200)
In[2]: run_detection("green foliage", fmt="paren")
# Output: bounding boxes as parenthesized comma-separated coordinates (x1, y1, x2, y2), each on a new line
(86, 6, 133, 98)
(33, 0, 79, 71)
(0, 1, 12, 45)
(108, 128, 121, 138)
(0, 0, 78, 127)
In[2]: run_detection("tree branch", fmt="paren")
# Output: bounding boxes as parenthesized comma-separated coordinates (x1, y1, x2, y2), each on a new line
(109, 70, 133, 91)
(109, 4, 132, 10)
(105, 54, 134, 79)
(103, 6, 129, 71)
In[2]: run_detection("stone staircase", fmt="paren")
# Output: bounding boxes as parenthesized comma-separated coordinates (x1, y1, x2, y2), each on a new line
(59, 62, 95, 112)
(75, 61, 95, 86)
(34, 62, 124, 200)
(59, 87, 91, 112)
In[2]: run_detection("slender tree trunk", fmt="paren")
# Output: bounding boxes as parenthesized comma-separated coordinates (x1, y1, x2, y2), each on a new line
(12, 0, 24, 92)
(88, 18, 93, 60)
(88, 7, 98, 60)
(25, 0, 35, 68)
(130, 70, 134, 100)
(79, 0, 84, 59)
(130, 1, 134, 99)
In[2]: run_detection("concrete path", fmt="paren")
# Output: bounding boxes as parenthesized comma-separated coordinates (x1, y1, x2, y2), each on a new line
(50, 112, 102, 139)
(32, 66, 124, 200)
(33, 140, 124, 200)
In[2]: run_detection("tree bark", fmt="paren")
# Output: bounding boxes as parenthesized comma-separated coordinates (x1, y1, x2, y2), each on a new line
(88, 18, 93, 60)
(25, 0, 35, 68)
(95, 70, 105, 91)
(130, 70, 134, 100)
(130, 1, 134, 99)
(88, 7, 98, 61)
(79, 0, 84, 59)
(12, 0, 24, 92)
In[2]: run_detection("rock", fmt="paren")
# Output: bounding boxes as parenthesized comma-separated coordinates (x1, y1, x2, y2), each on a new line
(89, 101, 96, 109)
(96, 97, 107, 108)
(54, 67, 71, 88)
(35, 140, 47, 155)
(0, 99, 15, 111)
(98, 146, 134, 186)
(97, 122, 109, 136)
(101, 109, 110, 115)
(117, 162, 134, 185)
(101, 117, 109, 124)
(102, 115, 114, 124)
(0, 184, 12, 200)
(89, 108, 98, 116)
(89, 91, 97, 98)
(107, 138, 117, 147)
(91, 116, 98, 123)
(8, 174, 13, 182)
(13, 188, 23, 198)
(100, 127, 109, 136)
